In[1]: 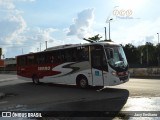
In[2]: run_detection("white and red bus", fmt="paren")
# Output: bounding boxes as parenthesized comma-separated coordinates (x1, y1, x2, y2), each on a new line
(17, 42, 129, 88)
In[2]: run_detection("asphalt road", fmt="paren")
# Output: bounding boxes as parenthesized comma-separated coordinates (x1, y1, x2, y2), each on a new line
(0, 74, 160, 120)
(109, 78, 160, 97)
(111, 78, 160, 120)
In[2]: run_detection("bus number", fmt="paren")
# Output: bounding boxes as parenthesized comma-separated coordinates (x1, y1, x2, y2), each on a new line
(38, 66, 51, 71)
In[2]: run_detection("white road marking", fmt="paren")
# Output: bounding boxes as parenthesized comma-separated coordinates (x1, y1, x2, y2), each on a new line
(0, 101, 8, 104)
(0, 77, 17, 82)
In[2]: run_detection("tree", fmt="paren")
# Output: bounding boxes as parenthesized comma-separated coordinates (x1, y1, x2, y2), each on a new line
(137, 42, 157, 66)
(83, 34, 102, 43)
(122, 42, 160, 67)
(123, 43, 139, 67)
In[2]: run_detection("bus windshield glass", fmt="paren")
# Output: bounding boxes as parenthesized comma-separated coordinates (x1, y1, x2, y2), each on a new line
(105, 46, 128, 70)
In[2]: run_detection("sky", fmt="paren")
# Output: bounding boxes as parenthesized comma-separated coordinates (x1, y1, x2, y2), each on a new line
(0, 0, 160, 58)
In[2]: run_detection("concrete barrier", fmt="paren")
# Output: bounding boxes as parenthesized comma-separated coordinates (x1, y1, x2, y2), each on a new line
(129, 68, 160, 77)
(0, 71, 17, 74)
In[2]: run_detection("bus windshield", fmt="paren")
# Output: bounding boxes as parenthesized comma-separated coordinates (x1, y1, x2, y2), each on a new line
(105, 46, 128, 71)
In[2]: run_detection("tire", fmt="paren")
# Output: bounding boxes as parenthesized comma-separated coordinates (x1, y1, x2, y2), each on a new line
(77, 76, 88, 88)
(32, 75, 40, 85)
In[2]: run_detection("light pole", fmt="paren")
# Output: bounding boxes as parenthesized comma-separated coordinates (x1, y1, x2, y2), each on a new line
(108, 18, 113, 40)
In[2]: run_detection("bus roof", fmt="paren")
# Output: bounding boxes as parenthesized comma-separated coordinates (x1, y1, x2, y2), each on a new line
(45, 41, 120, 51)
(17, 41, 120, 57)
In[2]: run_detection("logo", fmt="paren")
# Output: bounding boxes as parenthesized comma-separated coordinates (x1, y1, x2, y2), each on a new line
(1, 112, 42, 118)
(95, 71, 100, 76)
(2, 112, 11, 117)
(113, 9, 132, 17)
(112, 6, 139, 20)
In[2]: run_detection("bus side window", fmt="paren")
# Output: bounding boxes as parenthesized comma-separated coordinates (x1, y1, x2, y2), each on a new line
(63, 49, 72, 62)
(26, 55, 35, 65)
(78, 46, 89, 61)
(72, 50, 77, 62)
(37, 54, 45, 64)
(18, 56, 26, 66)
(60, 51, 65, 62)
(82, 46, 89, 61)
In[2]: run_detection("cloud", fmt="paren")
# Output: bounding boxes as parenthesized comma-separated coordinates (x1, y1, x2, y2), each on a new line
(0, 0, 38, 57)
(67, 8, 95, 39)
(112, 17, 160, 46)
(130, 36, 155, 46)
(0, 0, 27, 46)
(29, 27, 58, 43)
(29, 27, 64, 52)
(0, 0, 15, 9)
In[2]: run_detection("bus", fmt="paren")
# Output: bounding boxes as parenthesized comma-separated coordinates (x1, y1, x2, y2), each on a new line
(17, 41, 130, 88)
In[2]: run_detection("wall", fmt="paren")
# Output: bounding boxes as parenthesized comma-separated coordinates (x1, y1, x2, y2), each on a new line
(129, 68, 160, 77)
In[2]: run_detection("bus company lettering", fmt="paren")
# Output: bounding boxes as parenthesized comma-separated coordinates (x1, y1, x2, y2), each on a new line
(38, 66, 51, 71)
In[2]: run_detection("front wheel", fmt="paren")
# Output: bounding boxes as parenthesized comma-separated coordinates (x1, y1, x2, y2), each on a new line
(77, 77, 88, 88)
(32, 76, 40, 85)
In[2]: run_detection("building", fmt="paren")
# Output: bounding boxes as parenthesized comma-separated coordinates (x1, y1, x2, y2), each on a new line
(0, 58, 16, 71)
(0, 59, 4, 71)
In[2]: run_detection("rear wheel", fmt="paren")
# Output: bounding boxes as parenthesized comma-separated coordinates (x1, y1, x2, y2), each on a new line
(32, 76, 40, 85)
(77, 76, 88, 88)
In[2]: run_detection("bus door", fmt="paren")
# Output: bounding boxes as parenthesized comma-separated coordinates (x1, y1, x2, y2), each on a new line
(91, 50, 104, 86)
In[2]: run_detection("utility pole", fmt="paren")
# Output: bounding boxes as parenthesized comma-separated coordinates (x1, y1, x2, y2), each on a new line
(45, 41, 47, 49)
(40, 42, 41, 52)
(104, 27, 107, 40)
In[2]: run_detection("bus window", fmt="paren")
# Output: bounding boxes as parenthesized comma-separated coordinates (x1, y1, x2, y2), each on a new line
(64, 50, 71, 62)
(27, 55, 35, 65)
(92, 54, 101, 69)
(82, 46, 89, 61)
(18, 56, 26, 66)
(78, 46, 89, 61)
(37, 54, 45, 64)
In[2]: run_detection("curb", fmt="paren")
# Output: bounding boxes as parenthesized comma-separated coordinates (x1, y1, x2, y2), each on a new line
(130, 76, 160, 79)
